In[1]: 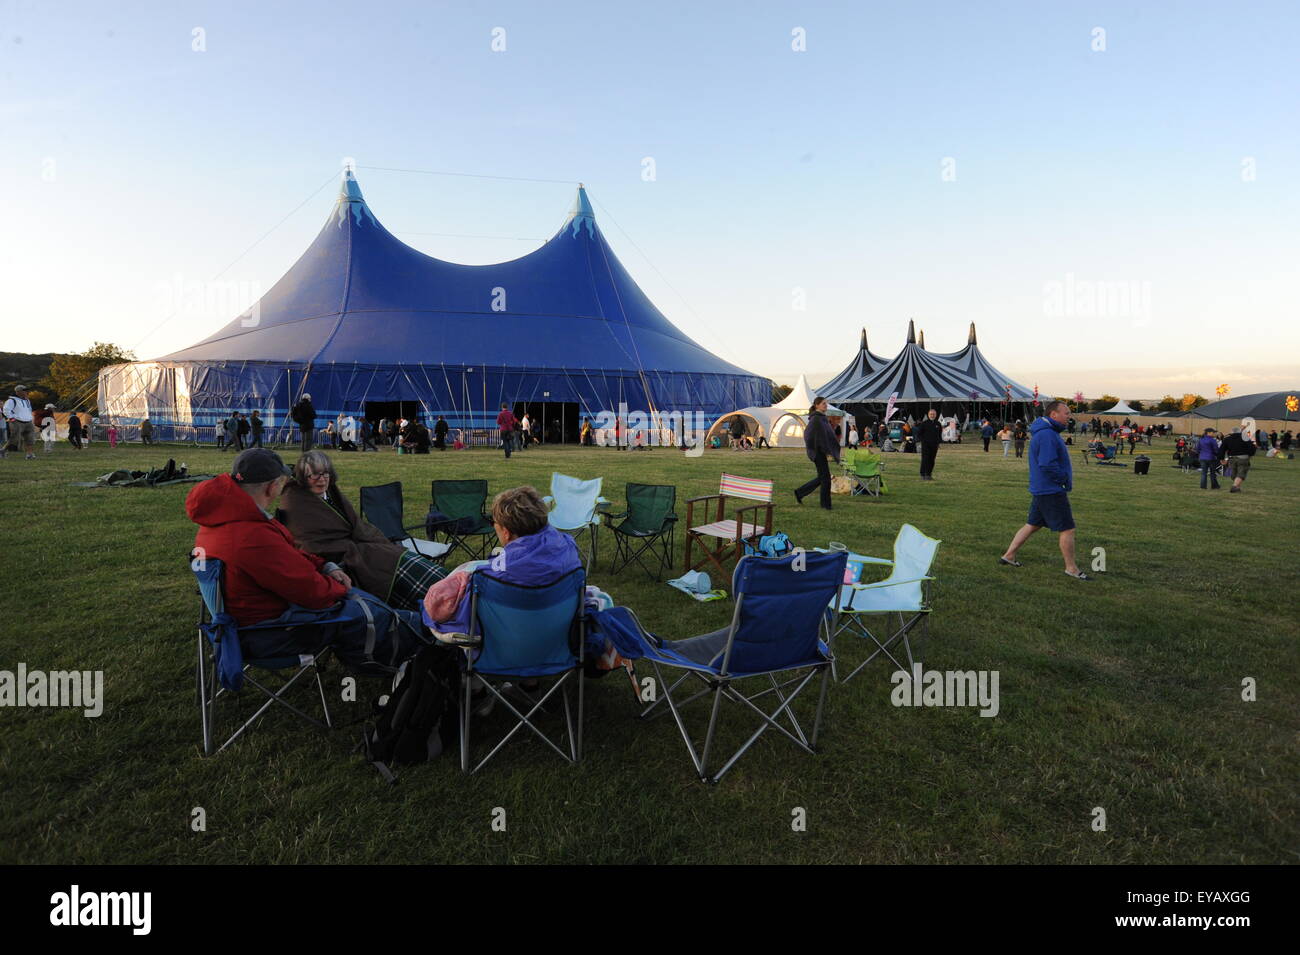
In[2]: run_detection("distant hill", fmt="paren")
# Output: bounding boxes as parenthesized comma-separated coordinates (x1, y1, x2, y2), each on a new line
(0, 352, 57, 401)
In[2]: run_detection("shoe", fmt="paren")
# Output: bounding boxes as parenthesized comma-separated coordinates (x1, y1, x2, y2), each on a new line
(1064, 570, 1093, 581)
(1229, 486, 1240, 493)
(999, 557, 1022, 567)
(793, 491, 803, 505)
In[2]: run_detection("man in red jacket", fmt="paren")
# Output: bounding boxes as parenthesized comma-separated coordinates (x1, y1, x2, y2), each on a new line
(496, 403, 517, 459)
(187, 449, 421, 669)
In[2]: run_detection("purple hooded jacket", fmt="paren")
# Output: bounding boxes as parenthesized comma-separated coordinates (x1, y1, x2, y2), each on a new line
(422, 523, 581, 635)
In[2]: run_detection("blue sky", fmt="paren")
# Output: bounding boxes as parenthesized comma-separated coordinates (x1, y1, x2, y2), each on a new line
(3, 0, 1297, 397)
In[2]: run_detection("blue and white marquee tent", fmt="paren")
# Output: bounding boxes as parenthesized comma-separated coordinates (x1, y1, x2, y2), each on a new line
(99, 172, 770, 441)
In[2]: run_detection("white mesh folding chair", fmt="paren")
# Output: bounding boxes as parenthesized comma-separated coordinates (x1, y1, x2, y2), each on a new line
(829, 524, 941, 684)
(542, 473, 607, 569)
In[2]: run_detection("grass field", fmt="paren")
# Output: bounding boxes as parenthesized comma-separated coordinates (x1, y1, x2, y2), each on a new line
(1, 437, 1296, 864)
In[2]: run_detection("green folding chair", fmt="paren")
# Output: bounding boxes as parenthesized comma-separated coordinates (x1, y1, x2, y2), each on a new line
(430, 480, 495, 561)
(610, 483, 678, 579)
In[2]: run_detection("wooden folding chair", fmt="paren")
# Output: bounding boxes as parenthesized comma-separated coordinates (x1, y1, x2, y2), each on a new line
(683, 473, 774, 577)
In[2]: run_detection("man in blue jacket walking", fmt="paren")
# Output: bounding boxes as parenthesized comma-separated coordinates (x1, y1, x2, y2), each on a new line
(999, 400, 1093, 580)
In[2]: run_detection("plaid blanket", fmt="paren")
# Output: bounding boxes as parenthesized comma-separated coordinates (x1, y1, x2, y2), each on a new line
(388, 549, 449, 613)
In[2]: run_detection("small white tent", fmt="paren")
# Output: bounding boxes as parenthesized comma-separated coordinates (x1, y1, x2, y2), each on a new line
(1100, 400, 1143, 416)
(775, 374, 817, 413)
(704, 377, 847, 449)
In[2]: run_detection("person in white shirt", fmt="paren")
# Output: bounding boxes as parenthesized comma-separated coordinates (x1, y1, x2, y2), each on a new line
(520, 413, 532, 450)
(3, 385, 37, 459)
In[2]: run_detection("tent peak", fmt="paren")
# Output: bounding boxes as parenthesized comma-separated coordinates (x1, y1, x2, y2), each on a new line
(859, 327, 868, 349)
(567, 184, 596, 238)
(906, 319, 916, 344)
(968, 321, 977, 345)
(335, 169, 378, 228)
(918, 329, 926, 350)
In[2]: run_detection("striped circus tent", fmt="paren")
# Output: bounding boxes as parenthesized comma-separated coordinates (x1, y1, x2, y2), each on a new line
(817, 328, 891, 400)
(930, 322, 1036, 401)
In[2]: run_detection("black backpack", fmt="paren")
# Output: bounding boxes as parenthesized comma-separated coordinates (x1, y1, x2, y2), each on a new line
(362, 644, 461, 782)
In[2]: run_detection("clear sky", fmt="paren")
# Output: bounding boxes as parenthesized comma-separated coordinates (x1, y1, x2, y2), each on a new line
(3, 0, 1297, 399)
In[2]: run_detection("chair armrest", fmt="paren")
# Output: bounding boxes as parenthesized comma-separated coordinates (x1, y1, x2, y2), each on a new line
(684, 493, 723, 505)
(849, 574, 934, 590)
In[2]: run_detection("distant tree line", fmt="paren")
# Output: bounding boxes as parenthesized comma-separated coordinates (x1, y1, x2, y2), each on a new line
(0, 342, 135, 413)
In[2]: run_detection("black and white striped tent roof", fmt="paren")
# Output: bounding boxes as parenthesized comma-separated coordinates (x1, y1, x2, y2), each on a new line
(816, 328, 892, 399)
(819, 321, 1035, 402)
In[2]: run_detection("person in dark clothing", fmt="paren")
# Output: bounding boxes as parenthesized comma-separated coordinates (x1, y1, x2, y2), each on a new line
(1221, 428, 1256, 492)
(1013, 420, 1028, 458)
(249, 411, 264, 448)
(237, 412, 250, 450)
(496, 404, 516, 458)
(291, 394, 316, 453)
(434, 416, 449, 450)
(917, 408, 943, 480)
(794, 397, 840, 510)
(401, 417, 431, 454)
(67, 414, 84, 449)
(729, 415, 746, 448)
(980, 419, 994, 452)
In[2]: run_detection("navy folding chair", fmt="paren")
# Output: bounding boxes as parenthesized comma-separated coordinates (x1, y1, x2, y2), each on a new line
(193, 552, 342, 755)
(635, 550, 846, 783)
(458, 568, 586, 774)
(359, 481, 450, 560)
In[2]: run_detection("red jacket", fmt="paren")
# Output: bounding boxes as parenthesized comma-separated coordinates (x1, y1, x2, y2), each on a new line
(496, 409, 517, 431)
(186, 474, 346, 626)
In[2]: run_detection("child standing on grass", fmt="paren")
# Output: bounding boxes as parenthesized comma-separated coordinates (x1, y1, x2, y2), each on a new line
(108, 423, 119, 448)
(41, 411, 56, 453)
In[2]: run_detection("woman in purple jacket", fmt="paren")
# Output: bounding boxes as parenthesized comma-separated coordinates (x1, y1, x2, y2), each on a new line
(1196, 428, 1221, 490)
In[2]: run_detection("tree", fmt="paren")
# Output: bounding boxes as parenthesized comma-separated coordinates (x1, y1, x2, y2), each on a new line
(1089, 395, 1118, 412)
(1156, 394, 1180, 412)
(1129, 399, 1144, 412)
(771, 384, 793, 404)
(41, 342, 136, 412)
(1180, 393, 1208, 411)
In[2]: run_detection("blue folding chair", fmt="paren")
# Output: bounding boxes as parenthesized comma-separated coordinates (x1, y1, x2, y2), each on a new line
(193, 552, 345, 756)
(829, 524, 941, 685)
(542, 473, 607, 570)
(459, 567, 587, 774)
(634, 550, 846, 783)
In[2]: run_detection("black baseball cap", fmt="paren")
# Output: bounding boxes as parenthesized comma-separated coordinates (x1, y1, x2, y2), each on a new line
(231, 448, 292, 483)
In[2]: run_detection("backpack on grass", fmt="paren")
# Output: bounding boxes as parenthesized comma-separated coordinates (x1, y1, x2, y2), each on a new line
(361, 643, 461, 782)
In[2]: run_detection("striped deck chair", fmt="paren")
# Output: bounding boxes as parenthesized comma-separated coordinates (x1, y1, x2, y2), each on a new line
(684, 473, 775, 578)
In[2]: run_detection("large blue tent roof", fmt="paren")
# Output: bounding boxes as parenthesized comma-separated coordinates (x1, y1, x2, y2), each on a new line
(161, 172, 760, 383)
(100, 172, 770, 439)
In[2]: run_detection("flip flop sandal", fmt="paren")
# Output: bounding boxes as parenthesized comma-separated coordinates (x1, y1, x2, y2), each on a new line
(1065, 570, 1093, 581)
(998, 557, 1022, 567)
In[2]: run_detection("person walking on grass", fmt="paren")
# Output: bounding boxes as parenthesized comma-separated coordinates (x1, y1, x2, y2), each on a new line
(496, 404, 517, 458)
(999, 400, 1093, 581)
(1196, 428, 1221, 490)
(981, 418, 994, 452)
(794, 396, 840, 510)
(917, 408, 942, 480)
(998, 423, 1013, 457)
(1013, 419, 1028, 458)
(1220, 427, 1256, 493)
(4, 384, 37, 460)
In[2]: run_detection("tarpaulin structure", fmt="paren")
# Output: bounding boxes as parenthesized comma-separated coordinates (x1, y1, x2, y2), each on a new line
(99, 172, 770, 442)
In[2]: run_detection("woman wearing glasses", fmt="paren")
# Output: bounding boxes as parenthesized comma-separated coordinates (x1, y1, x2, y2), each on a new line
(279, 450, 447, 612)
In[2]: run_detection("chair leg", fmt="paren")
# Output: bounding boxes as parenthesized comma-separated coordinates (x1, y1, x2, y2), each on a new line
(460, 672, 473, 773)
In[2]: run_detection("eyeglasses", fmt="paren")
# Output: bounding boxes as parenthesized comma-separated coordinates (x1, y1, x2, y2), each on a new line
(304, 471, 330, 482)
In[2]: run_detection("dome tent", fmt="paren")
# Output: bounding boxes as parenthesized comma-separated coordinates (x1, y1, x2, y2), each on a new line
(99, 171, 771, 441)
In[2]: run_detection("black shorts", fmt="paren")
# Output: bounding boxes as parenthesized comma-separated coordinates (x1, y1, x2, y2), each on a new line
(1027, 492, 1075, 532)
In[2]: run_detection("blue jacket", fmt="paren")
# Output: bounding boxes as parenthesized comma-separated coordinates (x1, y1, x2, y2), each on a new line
(1196, 435, 1219, 461)
(1028, 416, 1072, 495)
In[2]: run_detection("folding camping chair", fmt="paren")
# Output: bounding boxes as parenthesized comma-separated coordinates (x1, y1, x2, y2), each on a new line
(842, 448, 885, 497)
(429, 479, 496, 561)
(458, 567, 587, 774)
(359, 481, 451, 560)
(192, 553, 336, 756)
(683, 473, 775, 577)
(828, 524, 941, 685)
(633, 550, 846, 783)
(542, 473, 607, 570)
(610, 483, 678, 579)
